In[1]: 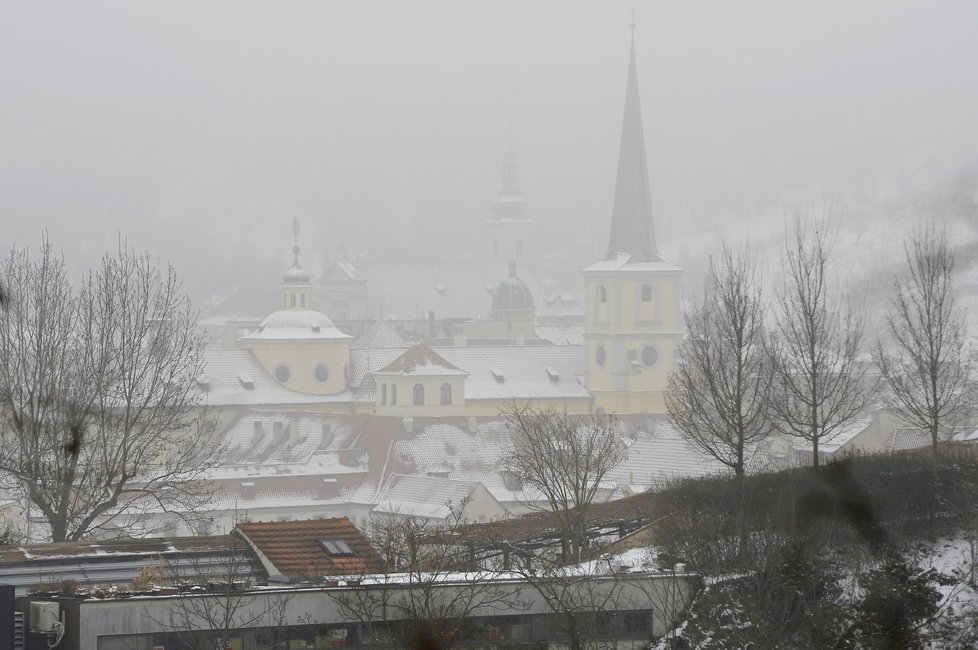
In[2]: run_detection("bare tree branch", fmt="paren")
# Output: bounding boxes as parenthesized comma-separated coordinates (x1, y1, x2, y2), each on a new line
(0, 236, 221, 541)
(876, 221, 974, 460)
(666, 242, 775, 477)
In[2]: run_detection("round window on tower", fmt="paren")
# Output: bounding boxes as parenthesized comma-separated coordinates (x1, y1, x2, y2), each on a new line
(641, 346, 659, 367)
(315, 364, 329, 383)
(275, 364, 291, 383)
(596, 346, 607, 367)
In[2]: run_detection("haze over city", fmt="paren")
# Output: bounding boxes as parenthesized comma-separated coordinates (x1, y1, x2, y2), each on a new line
(4, 1, 978, 301)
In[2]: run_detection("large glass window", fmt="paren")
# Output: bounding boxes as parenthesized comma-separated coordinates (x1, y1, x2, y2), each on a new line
(413, 383, 424, 405)
(440, 382, 452, 405)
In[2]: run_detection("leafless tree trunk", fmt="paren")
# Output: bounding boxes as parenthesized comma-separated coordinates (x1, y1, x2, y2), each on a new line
(502, 401, 627, 563)
(768, 218, 873, 469)
(666, 242, 775, 478)
(0, 236, 220, 541)
(876, 222, 973, 461)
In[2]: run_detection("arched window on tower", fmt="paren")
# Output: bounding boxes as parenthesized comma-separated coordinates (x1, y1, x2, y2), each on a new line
(391, 384, 397, 405)
(638, 284, 657, 322)
(381, 383, 387, 405)
(598, 286, 607, 303)
(290, 293, 296, 308)
(413, 383, 424, 405)
(440, 383, 452, 405)
(300, 293, 306, 308)
(596, 285, 609, 323)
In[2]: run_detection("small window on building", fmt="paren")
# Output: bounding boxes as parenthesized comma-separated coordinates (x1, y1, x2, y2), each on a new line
(641, 346, 659, 367)
(627, 349, 641, 368)
(440, 382, 452, 405)
(641, 284, 653, 302)
(391, 384, 397, 405)
(595, 346, 607, 367)
(319, 540, 355, 556)
(315, 364, 329, 383)
(290, 293, 296, 308)
(300, 293, 306, 308)
(413, 383, 424, 405)
(598, 286, 607, 303)
(275, 365, 291, 383)
(381, 383, 387, 405)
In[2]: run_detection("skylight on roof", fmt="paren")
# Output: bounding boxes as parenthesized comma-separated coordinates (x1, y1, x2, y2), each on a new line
(319, 539, 355, 556)
(237, 373, 255, 389)
(490, 367, 505, 383)
(545, 366, 559, 382)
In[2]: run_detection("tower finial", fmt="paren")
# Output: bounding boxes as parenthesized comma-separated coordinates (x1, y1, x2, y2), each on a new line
(630, 9, 636, 38)
(291, 217, 301, 268)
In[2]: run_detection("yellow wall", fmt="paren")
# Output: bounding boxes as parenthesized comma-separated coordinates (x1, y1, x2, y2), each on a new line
(374, 374, 467, 417)
(583, 269, 683, 414)
(243, 339, 351, 396)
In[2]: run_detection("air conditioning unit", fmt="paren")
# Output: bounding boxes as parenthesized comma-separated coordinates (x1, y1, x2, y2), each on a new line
(29, 601, 59, 634)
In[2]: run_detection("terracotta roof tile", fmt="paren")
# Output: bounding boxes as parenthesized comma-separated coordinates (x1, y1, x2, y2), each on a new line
(236, 517, 382, 578)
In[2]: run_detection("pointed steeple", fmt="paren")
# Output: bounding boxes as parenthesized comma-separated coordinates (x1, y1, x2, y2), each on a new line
(606, 19, 660, 262)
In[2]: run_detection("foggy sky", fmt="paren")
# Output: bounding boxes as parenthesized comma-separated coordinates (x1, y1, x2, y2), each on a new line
(3, 1, 978, 303)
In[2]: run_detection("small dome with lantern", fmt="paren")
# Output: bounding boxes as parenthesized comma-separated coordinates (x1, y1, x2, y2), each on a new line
(491, 261, 535, 313)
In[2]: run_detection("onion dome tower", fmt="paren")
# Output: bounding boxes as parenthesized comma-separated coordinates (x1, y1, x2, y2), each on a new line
(240, 219, 353, 395)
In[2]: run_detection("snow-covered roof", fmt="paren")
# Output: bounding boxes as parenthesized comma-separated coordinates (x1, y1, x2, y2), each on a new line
(534, 325, 585, 346)
(352, 320, 407, 350)
(606, 420, 731, 486)
(200, 350, 353, 406)
(349, 344, 588, 402)
(241, 309, 351, 341)
(373, 474, 490, 519)
(435, 346, 589, 401)
(790, 417, 873, 454)
(582, 254, 682, 275)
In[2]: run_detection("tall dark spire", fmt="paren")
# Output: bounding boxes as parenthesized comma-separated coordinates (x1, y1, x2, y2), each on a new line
(606, 19, 660, 262)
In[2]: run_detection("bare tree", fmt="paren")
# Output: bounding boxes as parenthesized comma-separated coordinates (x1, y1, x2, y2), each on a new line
(0, 236, 219, 541)
(327, 498, 524, 648)
(768, 218, 873, 469)
(502, 401, 627, 563)
(150, 534, 294, 650)
(666, 243, 775, 478)
(876, 222, 973, 460)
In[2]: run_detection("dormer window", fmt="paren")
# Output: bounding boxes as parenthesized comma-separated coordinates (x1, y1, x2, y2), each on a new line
(598, 286, 607, 303)
(237, 373, 255, 390)
(641, 285, 653, 302)
(490, 367, 505, 383)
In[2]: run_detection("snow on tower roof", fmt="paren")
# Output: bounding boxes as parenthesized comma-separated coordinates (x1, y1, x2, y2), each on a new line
(374, 344, 468, 376)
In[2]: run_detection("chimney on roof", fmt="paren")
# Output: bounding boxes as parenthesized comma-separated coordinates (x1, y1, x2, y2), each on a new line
(402, 417, 414, 434)
(321, 423, 333, 450)
(240, 481, 256, 500)
(467, 416, 478, 434)
(253, 421, 264, 445)
(428, 310, 436, 338)
(273, 421, 285, 443)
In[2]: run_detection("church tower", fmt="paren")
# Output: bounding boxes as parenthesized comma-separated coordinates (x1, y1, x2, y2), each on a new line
(485, 141, 536, 261)
(582, 21, 683, 414)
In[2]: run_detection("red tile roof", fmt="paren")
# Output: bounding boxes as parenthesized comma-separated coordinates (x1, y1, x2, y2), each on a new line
(236, 517, 383, 578)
